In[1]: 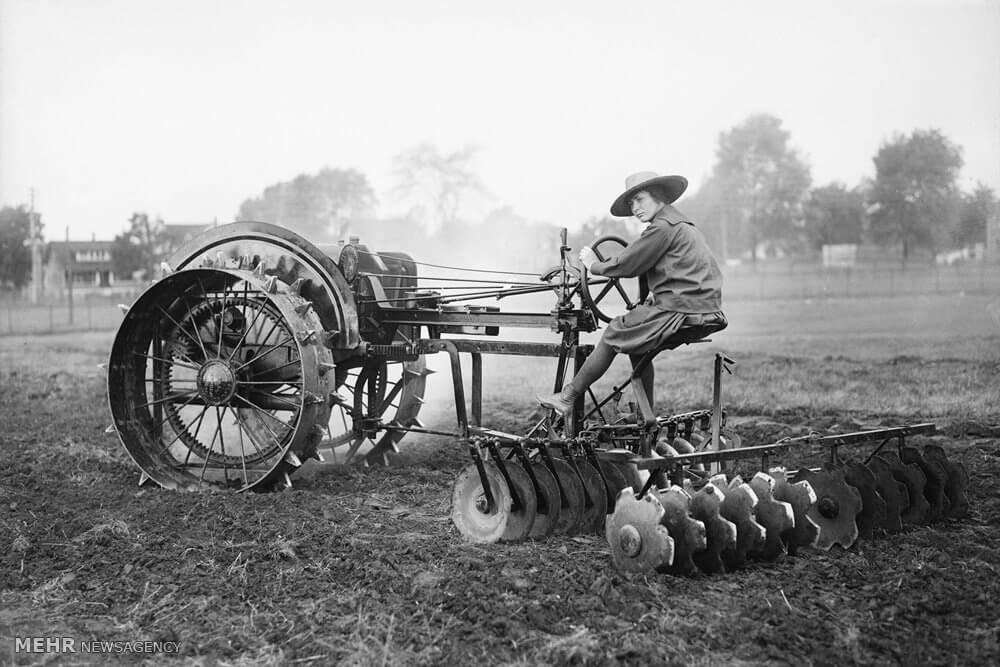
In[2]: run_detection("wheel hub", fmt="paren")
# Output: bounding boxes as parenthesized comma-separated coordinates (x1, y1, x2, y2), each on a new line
(197, 359, 238, 405)
(618, 524, 642, 557)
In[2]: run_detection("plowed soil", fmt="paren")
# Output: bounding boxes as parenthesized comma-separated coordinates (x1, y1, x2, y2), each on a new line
(2, 324, 999, 666)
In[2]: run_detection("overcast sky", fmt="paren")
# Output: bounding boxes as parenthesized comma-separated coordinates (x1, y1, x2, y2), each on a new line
(1, 0, 998, 241)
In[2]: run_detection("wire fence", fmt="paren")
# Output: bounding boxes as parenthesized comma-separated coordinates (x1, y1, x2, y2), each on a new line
(2, 263, 998, 336)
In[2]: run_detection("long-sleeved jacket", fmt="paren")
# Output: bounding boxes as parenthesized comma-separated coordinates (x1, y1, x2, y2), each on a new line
(590, 204, 722, 313)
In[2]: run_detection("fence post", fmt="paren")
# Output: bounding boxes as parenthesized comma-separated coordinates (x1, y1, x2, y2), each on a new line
(48, 304, 54, 333)
(87, 301, 93, 330)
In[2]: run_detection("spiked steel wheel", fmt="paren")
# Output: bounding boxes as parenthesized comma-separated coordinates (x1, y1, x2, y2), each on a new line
(322, 357, 428, 466)
(108, 268, 333, 491)
(606, 489, 675, 575)
(451, 462, 511, 544)
(164, 221, 427, 468)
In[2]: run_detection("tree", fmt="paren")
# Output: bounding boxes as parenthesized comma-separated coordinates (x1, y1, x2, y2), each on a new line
(803, 183, 866, 250)
(867, 129, 963, 263)
(0, 205, 37, 289)
(391, 143, 487, 232)
(237, 167, 375, 241)
(112, 212, 169, 280)
(709, 114, 812, 262)
(953, 183, 997, 249)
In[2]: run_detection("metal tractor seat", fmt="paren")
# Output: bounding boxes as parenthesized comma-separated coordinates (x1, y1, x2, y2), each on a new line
(626, 312, 728, 427)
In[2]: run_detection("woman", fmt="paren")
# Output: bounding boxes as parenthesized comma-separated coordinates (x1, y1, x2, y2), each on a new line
(537, 171, 725, 415)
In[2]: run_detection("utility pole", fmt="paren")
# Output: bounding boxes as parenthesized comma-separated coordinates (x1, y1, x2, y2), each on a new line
(26, 188, 45, 304)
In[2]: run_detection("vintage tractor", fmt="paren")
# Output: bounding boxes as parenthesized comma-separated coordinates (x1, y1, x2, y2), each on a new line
(106, 221, 969, 576)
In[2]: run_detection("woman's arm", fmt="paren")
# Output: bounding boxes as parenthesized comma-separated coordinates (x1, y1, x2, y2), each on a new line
(589, 222, 672, 278)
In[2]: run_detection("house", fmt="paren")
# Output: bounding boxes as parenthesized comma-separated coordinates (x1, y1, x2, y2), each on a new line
(44, 240, 118, 297)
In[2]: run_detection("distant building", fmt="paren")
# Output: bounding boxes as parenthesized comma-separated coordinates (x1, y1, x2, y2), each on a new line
(44, 240, 118, 297)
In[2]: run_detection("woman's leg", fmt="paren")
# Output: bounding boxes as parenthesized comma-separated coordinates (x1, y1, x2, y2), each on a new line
(537, 341, 617, 414)
(629, 353, 655, 413)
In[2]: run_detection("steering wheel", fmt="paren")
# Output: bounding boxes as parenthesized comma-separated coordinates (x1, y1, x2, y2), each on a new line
(582, 235, 647, 323)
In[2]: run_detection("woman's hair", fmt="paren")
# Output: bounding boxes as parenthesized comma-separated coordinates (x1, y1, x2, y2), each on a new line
(631, 184, 670, 206)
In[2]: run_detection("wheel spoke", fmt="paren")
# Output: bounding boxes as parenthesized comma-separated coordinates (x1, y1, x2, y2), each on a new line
(233, 394, 292, 443)
(226, 297, 270, 364)
(234, 334, 294, 372)
(593, 280, 615, 304)
(199, 410, 223, 482)
(138, 390, 199, 410)
(231, 407, 250, 486)
(182, 407, 210, 467)
(134, 351, 200, 372)
(157, 404, 207, 454)
(612, 280, 633, 306)
(242, 387, 302, 410)
(156, 305, 208, 361)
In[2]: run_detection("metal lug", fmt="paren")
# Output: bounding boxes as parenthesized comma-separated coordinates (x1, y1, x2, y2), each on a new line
(105, 423, 117, 434)
(294, 302, 314, 316)
(317, 362, 336, 376)
(264, 276, 278, 294)
(117, 303, 131, 314)
(159, 261, 173, 276)
(138, 471, 152, 487)
(284, 451, 302, 467)
(289, 278, 306, 296)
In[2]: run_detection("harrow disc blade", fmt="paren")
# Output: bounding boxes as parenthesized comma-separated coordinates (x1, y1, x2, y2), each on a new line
(901, 446, 950, 522)
(549, 457, 586, 536)
(688, 482, 737, 574)
(922, 444, 970, 518)
(599, 460, 631, 511)
(878, 452, 930, 525)
(528, 462, 562, 540)
(792, 466, 863, 550)
(656, 486, 707, 576)
(605, 449, 649, 494)
(710, 474, 767, 571)
(770, 468, 820, 554)
(748, 472, 795, 561)
(501, 461, 537, 542)
(576, 460, 609, 536)
(865, 456, 907, 533)
(451, 462, 511, 544)
(606, 488, 674, 575)
(843, 461, 888, 540)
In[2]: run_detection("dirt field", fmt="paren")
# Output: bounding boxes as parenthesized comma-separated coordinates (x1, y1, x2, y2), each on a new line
(2, 294, 999, 666)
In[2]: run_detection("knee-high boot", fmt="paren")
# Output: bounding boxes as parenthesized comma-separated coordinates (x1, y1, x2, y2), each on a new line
(537, 341, 617, 415)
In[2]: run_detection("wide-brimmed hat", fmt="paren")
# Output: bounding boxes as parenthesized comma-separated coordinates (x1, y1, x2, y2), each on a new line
(610, 171, 688, 217)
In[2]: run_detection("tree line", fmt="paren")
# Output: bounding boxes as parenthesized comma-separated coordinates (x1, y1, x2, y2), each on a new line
(1, 116, 996, 289)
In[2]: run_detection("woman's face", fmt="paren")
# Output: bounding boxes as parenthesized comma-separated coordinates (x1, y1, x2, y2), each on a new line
(629, 190, 664, 223)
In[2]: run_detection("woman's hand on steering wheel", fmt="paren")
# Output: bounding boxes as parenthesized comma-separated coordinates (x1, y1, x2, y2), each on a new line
(581, 235, 645, 323)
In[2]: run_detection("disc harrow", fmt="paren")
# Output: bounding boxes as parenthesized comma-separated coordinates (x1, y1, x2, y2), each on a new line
(102, 223, 971, 581)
